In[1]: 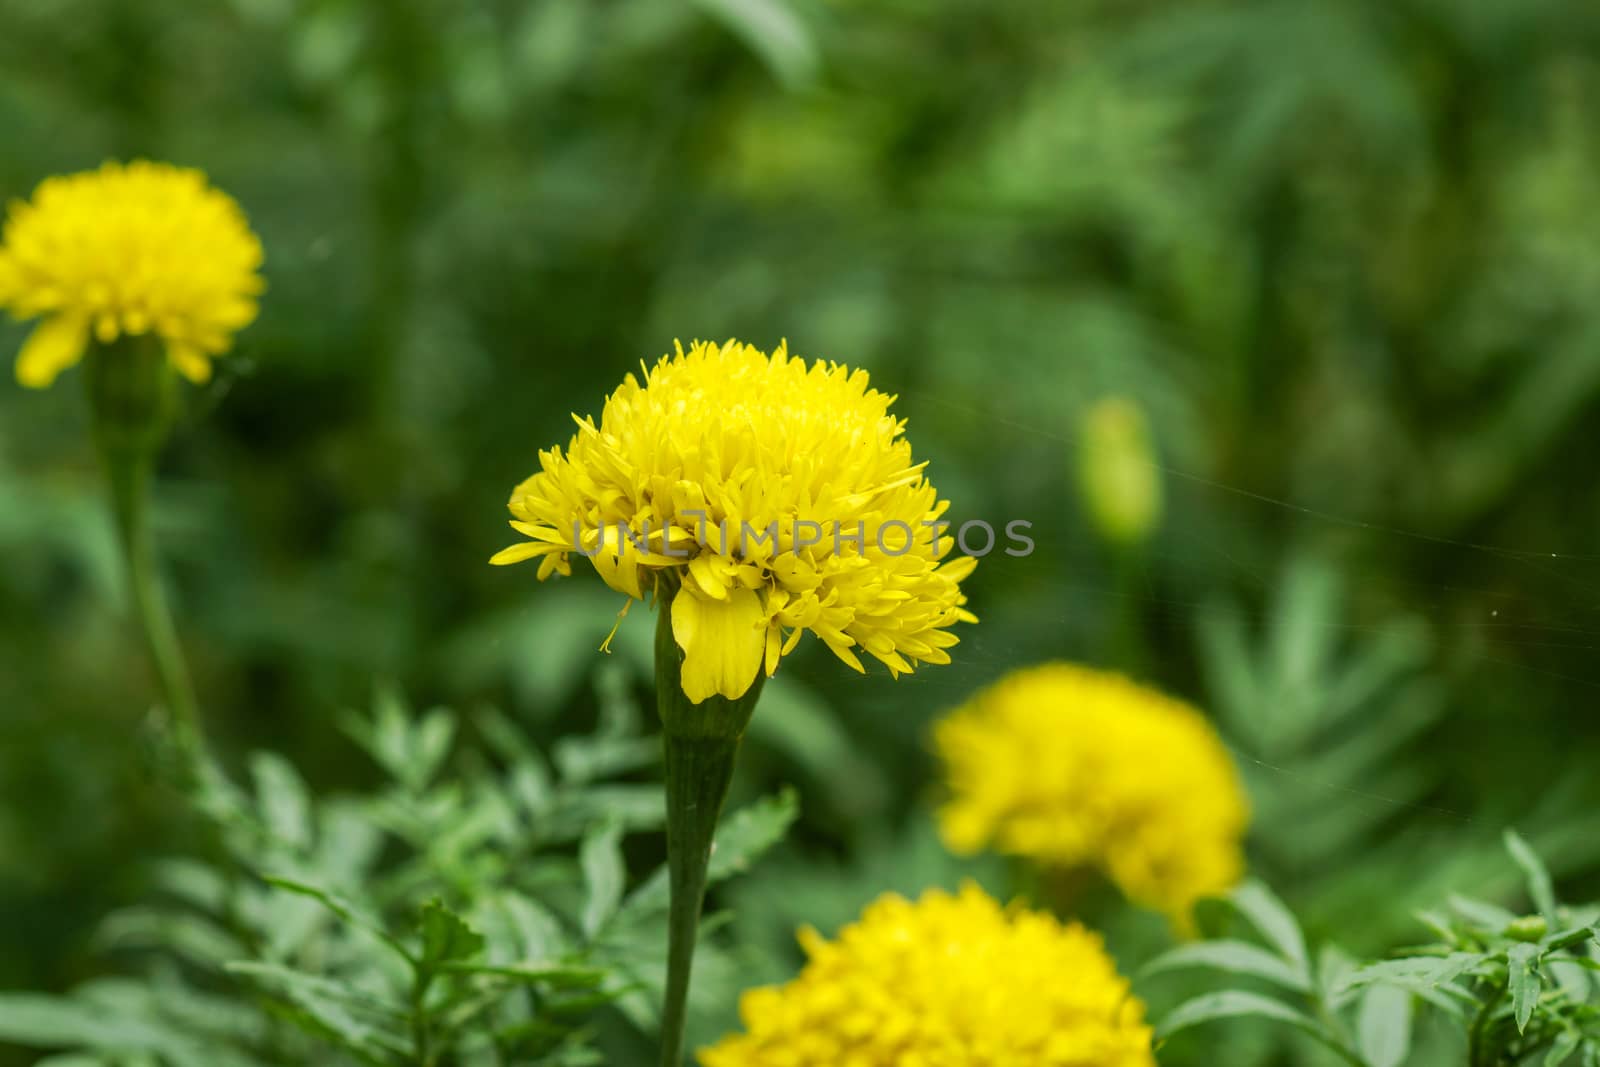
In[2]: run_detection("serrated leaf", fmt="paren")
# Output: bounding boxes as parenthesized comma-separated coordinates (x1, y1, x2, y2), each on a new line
(580, 822, 626, 939)
(1230, 881, 1309, 977)
(1141, 940, 1310, 992)
(419, 898, 486, 972)
(1507, 830, 1559, 923)
(1155, 990, 1330, 1045)
(1508, 941, 1541, 1034)
(1357, 986, 1412, 1067)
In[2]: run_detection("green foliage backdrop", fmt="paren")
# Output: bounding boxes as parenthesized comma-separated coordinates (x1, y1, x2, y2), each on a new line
(5, 0, 1600, 1063)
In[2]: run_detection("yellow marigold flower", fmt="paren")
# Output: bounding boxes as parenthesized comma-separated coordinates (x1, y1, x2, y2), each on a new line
(935, 663, 1248, 924)
(700, 883, 1155, 1067)
(0, 160, 264, 388)
(491, 339, 977, 704)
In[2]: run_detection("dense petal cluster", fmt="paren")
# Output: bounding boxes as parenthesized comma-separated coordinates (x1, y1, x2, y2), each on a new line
(935, 663, 1248, 923)
(492, 339, 976, 703)
(700, 883, 1155, 1067)
(0, 160, 263, 388)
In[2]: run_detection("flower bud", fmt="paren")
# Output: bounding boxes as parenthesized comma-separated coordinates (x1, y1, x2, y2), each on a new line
(1506, 915, 1548, 942)
(1077, 396, 1162, 548)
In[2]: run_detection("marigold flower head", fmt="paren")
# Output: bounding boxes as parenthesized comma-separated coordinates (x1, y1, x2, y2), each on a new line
(935, 663, 1248, 924)
(700, 883, 1155, 1067)
(0, 160, 264, 388)
(491, 339, 976, 704)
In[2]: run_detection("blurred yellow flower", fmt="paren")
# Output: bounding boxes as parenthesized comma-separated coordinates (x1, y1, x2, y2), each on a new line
(492, 339, 976, 704)
(935, 662, 1248, 924)
(0, 160, 263, 388)
(700, 883, 1155, 1067)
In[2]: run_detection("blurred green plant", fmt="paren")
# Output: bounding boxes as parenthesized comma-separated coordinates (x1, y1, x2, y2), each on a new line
(1146, 832, 1600, 1067)
(0, 681, 796, 1065)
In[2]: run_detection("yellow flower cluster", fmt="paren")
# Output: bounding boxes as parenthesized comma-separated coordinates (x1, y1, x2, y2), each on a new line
(0, 160, 263, 388)
(700, 883, 1155, 1067)
(935, 663, 1248, 923)
(492, 339, 976, 704)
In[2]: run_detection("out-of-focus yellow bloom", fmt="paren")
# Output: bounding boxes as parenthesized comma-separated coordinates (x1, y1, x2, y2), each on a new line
(1077, 396, 1162, 547)
(700, 883, 1155, 1067)
(935, 663, 1248, 925)
(491, 339, 976, 704)
(0, 160, 263, 388)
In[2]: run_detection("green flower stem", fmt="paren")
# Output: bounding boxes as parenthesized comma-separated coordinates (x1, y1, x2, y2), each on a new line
(654, 588, 765, 1067)
(86, 335, 203, 769)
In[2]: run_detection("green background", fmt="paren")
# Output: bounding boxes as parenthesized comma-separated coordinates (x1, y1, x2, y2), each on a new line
(4, 0, 1600, 1062)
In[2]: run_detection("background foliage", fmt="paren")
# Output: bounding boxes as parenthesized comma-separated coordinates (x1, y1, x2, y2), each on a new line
(5, 0, 1600, 1063)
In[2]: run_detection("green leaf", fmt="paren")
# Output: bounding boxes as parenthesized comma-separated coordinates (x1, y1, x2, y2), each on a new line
(1357, 986, 1412, 1067)
(0, 994, 173, 1050)
(1337, 953, 1485, 997)
(223, 962, 403, 1021)
(410, 708, 458, 790)
(707, 788, 800, 882)
(617, 790, 799, 922)
(261, 875, 412, 963)
(418, 898, 486, 972)
(1141, 940, 1311, 992)
(439, 961, 608, 987)
(95, 907, 246, 965)
(250, 751, 312, 850)
(1543, 925, 1599, 953)
(1508, 941, 1541, 1034)
(1544, 1028, 1582, 1067)
(1230, 881, 1309, 976)
(580, 822, 626, 939)
(690, 0, 819, 89)
(1506, 830, 1559, 923)
(1450, 894, 1518, 931)
(1156, 990, 1331, 1046)
(553, 734, 658, 785)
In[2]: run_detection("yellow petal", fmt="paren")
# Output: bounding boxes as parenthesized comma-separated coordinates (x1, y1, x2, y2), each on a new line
(672, 585, 766, 703)
(489, 541, 548, 566)
(169, 343, 213, 384)
(15, 314, 89, 388)
(764, 624, 782, 677)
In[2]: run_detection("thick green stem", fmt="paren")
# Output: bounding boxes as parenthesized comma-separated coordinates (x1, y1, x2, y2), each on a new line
(660, 731, 739, 1067)
(654, 589, 765, 1067)
(86, 335, 203, 769)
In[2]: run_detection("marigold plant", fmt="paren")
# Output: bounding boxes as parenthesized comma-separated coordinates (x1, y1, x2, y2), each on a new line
(491, 338, 976, 704)
(701, 882, 1155, 1067)
(935, 662, 1249, 924)
(0, 160, 263, 387)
